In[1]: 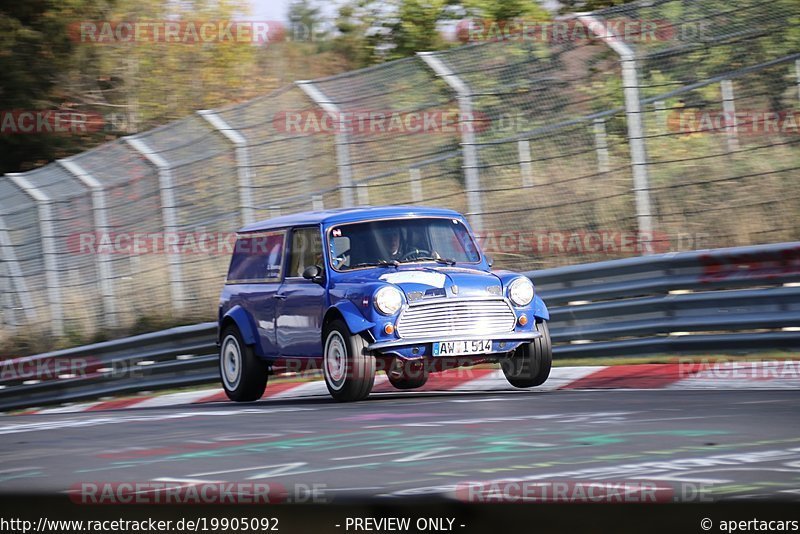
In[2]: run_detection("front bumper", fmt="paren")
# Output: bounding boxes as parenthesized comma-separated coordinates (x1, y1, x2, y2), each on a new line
(366, 331, 541, 352)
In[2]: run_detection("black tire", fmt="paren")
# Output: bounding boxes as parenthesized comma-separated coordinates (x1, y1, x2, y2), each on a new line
(219, 325, 268, 402)
(323, 319, 376, 401)
(501, 321, 552, 388)
(387, 359, 429, 390)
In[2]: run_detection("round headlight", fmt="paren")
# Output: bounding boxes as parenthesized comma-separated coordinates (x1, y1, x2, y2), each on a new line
(508, 277, 534, 307)
(374, 286, 403, 315)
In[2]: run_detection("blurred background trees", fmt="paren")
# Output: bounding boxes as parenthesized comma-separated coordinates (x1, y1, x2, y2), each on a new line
(0, 0, 666, 174)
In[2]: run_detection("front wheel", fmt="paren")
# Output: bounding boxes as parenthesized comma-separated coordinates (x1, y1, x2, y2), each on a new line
(323, 320, 376, 402)
(501, 321, 552, 388)
(220, 325, 268, 401)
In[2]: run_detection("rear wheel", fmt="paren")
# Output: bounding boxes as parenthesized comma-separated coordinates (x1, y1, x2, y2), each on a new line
(220, 325, 268, 401)
(323, 319, 376, 402)
(501, 321, 552, 388)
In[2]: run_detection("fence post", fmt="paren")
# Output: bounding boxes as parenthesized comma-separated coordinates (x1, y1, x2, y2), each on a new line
(124, 137, 186, 312)
(720, 80, 739, 152)
(796, 59, 800, 103)
(0, 213, 36, 328)
(0, 261, 14, 330)
(296, 80, 355, 208)
(418, 51, 484, 234)
(58, 159, 118, 327)
(654, 100, 667, 135)
(357, 183, 370, 205)
(197, 110, 255, 226)
(578, 14, 654, 254)
(592, 118, 610, 174)
(409, 168, 423, 203)
(6, 173, 64, 336)
(517, 140, 535, 188)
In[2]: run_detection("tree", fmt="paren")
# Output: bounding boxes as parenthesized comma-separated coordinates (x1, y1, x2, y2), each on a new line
(288, 0, 326, 44)
(0, 0, 297, 172)
(0, 0, 112, 173)
(329, 0, 460, 65)
(462, 0, 550, 21)
(557, 0, 637, 14)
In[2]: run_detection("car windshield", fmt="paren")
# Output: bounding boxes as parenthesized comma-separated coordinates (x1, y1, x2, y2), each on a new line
(329, 218, 481, 271)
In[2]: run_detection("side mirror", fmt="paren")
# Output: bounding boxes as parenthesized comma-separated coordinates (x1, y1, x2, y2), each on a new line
(302, 265, 325, 285)
(485, 255, 494, 268)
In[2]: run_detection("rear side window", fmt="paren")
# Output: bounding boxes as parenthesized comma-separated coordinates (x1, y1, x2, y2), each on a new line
(288, 227, 323, 278)
(227, 231, 286, 283)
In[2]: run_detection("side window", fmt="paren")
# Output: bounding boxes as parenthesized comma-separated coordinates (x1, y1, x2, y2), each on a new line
(288, 227, 323, 278)
(227, 231, 286, 283)
(330, 235, 351, 269)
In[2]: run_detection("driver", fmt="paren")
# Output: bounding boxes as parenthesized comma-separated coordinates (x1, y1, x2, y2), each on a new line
(380, 227, 403, 261)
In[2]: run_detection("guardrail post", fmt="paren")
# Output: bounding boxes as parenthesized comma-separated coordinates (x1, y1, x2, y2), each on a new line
(720, 80, 739, 152)
(418, 51, 484, 234)
(296, 81, 355, 208)
(592, 118, 610, 174)
(124, 136, 187, 312)
(0, 213, 36, 328)
(517, 140, 534, 188)
(6, 173, 64, 336)
(578, 15, 654, 254)
(58, 159, 118, 327)
(197, 110, 255, 226)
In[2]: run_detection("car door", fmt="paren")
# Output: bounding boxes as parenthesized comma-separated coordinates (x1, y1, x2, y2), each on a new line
(227, 230, 287, 358)
(275, 226, 327, 358)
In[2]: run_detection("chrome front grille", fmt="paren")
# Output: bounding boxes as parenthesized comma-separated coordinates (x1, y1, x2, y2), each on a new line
(396, 298, 517, 339)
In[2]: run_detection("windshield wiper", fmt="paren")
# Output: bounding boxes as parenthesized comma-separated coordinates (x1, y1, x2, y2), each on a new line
(399, 257, 456, 266)
(349, 260, 400, 269)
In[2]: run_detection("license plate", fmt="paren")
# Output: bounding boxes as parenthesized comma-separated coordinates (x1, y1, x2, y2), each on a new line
(433, 339, 492, 356)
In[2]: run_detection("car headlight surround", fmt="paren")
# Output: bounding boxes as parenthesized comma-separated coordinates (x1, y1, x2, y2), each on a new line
(374, 286, 404, 315)
(508, 277, 534, 307)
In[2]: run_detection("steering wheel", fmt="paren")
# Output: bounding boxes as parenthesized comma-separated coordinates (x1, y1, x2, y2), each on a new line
(400, 248, 433, 262)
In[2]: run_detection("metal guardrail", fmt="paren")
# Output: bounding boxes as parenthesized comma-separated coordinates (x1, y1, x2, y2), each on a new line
(1, 242, 798, 411)
(0, 323, 219, 411)
(532, 241, 800, 357)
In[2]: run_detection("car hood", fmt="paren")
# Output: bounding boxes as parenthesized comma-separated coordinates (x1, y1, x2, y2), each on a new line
(338, 265, 504, 299)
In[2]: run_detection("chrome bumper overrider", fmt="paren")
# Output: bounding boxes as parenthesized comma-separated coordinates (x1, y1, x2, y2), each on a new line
(366, 331, 542, 352)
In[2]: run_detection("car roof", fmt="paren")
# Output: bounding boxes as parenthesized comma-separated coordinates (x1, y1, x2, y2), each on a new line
(237, 205, 465, 233)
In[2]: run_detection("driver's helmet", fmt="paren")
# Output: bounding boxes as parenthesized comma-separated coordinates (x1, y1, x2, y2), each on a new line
(379, 226, 402, 256)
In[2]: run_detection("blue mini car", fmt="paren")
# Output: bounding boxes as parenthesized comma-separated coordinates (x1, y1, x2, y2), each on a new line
(218, 206, 551, 402)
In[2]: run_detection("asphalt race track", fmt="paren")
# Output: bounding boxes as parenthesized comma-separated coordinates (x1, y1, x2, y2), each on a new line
(0, 388, 799, 502)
